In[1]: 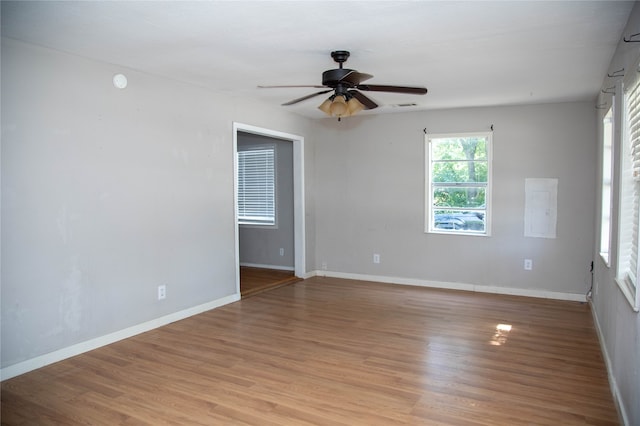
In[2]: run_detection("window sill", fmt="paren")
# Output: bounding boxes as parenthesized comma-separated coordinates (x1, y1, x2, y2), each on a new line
(615, 276, 640, 312)
(426, 229, 490, 237)
(239, 223, 278, 230)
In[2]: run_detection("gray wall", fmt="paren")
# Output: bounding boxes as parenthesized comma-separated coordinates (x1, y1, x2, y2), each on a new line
(0, 38, 314, 370)
(3, 13, 639, 422)
(314, 102, 596, 296)
(238, 132, 294, 269)
(592, 3, 640, 425)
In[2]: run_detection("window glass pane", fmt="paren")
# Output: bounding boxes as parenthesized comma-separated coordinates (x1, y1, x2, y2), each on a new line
(431, 137, 488, 161)
(426, 132, 491, 236)
(432, 162, 488, 183)
(600, 107, 613, 263)
(433, 187, 486, 208)
(434, 210, 486, 232)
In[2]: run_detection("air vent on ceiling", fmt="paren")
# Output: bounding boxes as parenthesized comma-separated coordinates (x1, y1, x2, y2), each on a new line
(392, 103, 418, 107)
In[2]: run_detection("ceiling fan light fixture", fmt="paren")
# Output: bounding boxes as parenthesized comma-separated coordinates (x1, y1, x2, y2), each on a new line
(318, 97, 333, 115)
(346, 97, 364, 115)
(329, 95, 347, 116)
(319, 94, 362, 118)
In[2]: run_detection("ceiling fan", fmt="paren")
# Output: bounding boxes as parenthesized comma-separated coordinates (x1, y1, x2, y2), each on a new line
(259, 50, 428, 119)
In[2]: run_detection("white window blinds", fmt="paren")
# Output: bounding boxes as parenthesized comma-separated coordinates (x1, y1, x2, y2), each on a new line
(618, 66, 640, 310)
(237, 147, 276, 225)
(627, 80, 640, 286)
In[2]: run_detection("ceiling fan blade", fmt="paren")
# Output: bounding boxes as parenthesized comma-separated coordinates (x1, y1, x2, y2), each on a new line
(356, 84, 428, 95)
(282, 89, 333, 106)
(339, 71, 374, 86)
(349, 90, 378, 110)
(258, 85, 327, 89)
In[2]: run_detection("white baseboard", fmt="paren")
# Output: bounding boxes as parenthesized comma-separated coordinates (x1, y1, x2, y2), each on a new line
(240, 262, 294, 271)
(0, 293, 240, 381)
(310, 270, 587, 302)
(299, 271, 316, 279)
(590, 301, 630, 426)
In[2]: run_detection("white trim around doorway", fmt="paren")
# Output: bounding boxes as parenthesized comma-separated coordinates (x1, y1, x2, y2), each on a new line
(232, 123, 307, 296)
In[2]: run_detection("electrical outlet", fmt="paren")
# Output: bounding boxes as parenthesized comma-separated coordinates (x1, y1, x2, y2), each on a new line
(524, 259, 533, 271)
(158, 285, 166, 300)
(373, 254, 381, 264)
(321, 262, 327, 270)
(279, 248, 284, 256)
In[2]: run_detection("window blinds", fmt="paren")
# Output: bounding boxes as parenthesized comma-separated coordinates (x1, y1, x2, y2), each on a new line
(627, 79, 640, 287)
(620, 69, 640, 293)
(237, 147, 275, 225)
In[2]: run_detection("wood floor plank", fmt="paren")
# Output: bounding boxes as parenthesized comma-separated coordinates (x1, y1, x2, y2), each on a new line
(240, 266, 301, 297)
(1, 277, 619, 425)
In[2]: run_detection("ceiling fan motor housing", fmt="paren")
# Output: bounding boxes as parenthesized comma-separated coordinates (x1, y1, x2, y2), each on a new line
(325, 50, 355, 90)
(322, 69, 356, 88)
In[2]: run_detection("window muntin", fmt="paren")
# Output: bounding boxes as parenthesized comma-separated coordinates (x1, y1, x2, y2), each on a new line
(237, 146, 276, 226)
(426, 133, 492, 235)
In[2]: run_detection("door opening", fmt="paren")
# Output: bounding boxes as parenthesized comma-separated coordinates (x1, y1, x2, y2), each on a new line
(233, 123, 305, 296)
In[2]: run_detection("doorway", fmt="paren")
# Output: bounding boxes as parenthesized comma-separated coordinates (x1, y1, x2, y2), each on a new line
(233, 123, 305, 297)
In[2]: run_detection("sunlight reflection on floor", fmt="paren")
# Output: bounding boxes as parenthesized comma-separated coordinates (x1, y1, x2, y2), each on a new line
(490, 323, 512, 346)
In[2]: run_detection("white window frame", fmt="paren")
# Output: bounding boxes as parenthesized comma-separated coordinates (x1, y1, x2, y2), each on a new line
(425, 131, 492, 236)
(616, 62, 640, 312)
(600, 106, 614, 266)
(237, 144, 277, 227)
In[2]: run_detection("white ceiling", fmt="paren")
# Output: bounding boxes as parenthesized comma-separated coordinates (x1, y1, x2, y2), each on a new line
(1, 1, 634, 119)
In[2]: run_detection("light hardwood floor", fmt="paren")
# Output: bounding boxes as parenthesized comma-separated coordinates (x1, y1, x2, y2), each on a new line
(1, 277, 619, 425)
(240, 266, 301, 298)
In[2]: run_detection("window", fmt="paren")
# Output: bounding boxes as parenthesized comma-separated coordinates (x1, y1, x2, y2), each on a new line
(617, 70, 640, 311)
(425, 132, 492, 235)
(600, 107, 613, 265)
(237, 146, 276, 226)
